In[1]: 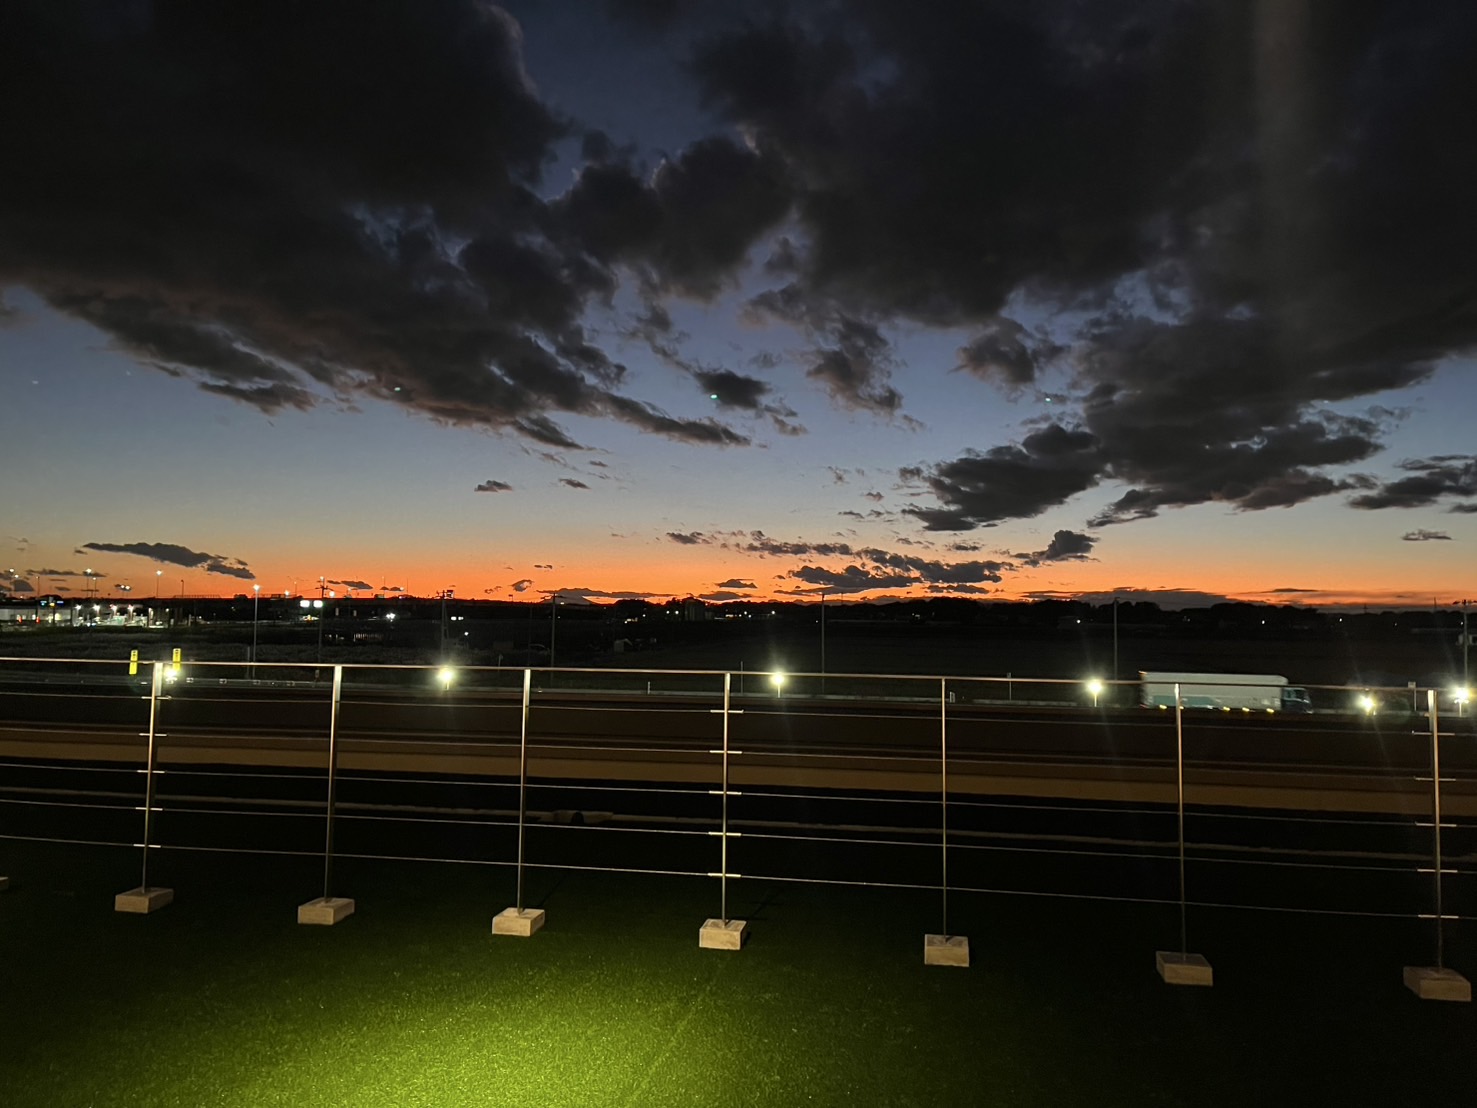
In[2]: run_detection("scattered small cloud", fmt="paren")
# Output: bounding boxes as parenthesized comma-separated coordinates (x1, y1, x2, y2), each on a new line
(80, 540, 255, 580)
(666, 531, 710, 545)
(475, 480, 513, 493)
(1015, 529, 1098, 568)
(560, 478, 591, 490)
(1350, 456, 1477, 511)
(1402, 529, 1452, 542)
(716, 579, 755, 589)
(511, 578, 534, 592)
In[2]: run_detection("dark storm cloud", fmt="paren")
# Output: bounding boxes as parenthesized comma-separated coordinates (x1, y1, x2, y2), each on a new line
(2, 2, 759, 452)
(690, 2, 1477, 525)
(475, 480, 514, 493)
(716, 579, 756, 589)
(790, 565, 915, 593)
(1348, 456, 1477, 511)
(1401, 530, 1451, 542)
(1016, 529, 1098, 567)
(557, 137, 792, 298)
(746, 289, 903, 415)
(560, 478, 592, 490)
(79, 541, 255, 579)
(693, 369, 772, 411)
(901, 424, 1102, 529)
(666, 531, 709, 545)
(955, 318, 1059, 390)
(737, 531, 1007, 586)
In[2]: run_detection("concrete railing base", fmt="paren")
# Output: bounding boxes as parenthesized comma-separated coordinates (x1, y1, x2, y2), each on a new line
(699, 918, 747, 950)
(1403, 966, 1471, 1002)
(1156, 950, 1213, 986)
(492, 907, 546, 937)
(115, 886, 173, 914)
(298, 896, 355, 926)
(924, 934, 970, 967)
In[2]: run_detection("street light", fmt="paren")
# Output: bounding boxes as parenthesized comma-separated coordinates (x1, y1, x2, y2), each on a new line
(1457, 600, 1472, 698)
(1086, 678, 1104, 707)
(251, 584, 260, 678)
(771, 671, 786, 698)
(438, 666, 456, 691)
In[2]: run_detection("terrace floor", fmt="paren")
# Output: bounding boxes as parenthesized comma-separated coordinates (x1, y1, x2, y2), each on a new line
(2, 841, 1476, 1106)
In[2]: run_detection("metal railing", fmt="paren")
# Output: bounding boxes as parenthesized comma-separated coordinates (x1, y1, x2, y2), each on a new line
(0, 656, 1473, 968)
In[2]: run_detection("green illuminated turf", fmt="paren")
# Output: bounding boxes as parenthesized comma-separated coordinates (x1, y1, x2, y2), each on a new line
(2, 843, 1476, 1106)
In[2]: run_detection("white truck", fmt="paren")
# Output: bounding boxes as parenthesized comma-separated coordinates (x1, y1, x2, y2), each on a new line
(1139, 671, 1312, 713)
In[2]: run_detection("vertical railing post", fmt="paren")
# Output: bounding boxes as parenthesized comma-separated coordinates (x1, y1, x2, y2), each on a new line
(321, 664, 343, 900)
(699, 671, 747, 949)
(1429, 690, 1446, 970)
(1154, 682, 1212, 984)
(493, 668, 545, 936)
(721, 669, 732, 925)
(115, 660, 173, 912)
(140, 660, 162, 891)
(940, 676, 949, 937)
(297, 664, 354, 924)
(1175, 683, 1187, 956)
(516, 666, 532, 913)
(924, 677, 968, 965)
(1402, 690, 1471, 999)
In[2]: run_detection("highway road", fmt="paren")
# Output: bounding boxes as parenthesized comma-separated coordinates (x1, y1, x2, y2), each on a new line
(2, 675, 1475, 809)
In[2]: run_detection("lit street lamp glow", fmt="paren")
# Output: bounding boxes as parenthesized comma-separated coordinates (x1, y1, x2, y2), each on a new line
(438, 666, 456, 690)
(770, 671, 786, 698)
(1086, 678, 1104, 707)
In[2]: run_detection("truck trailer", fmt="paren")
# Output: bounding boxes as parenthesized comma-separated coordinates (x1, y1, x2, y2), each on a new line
(1139, 671, 1311, 713)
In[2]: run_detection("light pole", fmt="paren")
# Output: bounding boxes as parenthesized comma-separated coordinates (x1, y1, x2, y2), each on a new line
(549, 594, 558, 669)
(315, 577, 327, 663)
(439, 587, 455, 657)
(820, 590, 828, 690)
(251, 584, 260, 677)
(154, 569, 163, 625)
(1458, 599, 1472, 711)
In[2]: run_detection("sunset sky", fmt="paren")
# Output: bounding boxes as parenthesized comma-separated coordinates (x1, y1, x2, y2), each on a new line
(2, 1, 1474, 608)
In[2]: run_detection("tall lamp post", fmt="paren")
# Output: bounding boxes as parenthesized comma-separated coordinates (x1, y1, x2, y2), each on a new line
(154, 569, 163, 626)
(1458, 599, 1473, 708)
(549, 593, 558, 669)
(820, 590, 828, 694)
(251, 584, 261, 677)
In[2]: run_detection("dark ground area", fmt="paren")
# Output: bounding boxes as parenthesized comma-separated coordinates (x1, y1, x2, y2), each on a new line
(2, 839, 1476, 1106)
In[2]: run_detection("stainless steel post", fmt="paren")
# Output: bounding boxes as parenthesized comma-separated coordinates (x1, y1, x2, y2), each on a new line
(721, 670, 732, 923)
(140, 661, 163, 889)
(940, 677, 950, 936)
(1428, 689, 1446, 969)
(1175, 682, 1187, 955)
(321, 665, 343, 900)
(515, 667, 532, 912)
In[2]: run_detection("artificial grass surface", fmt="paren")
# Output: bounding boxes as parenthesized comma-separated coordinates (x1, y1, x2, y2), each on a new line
(3, 841, 1476, 1106)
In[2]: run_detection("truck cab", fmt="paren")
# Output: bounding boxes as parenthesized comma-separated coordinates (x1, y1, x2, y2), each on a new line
(1280, 686, 1312, 713)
